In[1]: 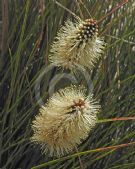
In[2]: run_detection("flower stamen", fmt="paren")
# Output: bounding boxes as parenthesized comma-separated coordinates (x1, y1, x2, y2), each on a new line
(31, 86, 99, 156)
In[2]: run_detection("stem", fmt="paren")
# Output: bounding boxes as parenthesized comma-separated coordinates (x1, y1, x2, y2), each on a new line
(55, 0, 81, 21)
(97, 117, 135, 123)
(97, 0, 128, 23)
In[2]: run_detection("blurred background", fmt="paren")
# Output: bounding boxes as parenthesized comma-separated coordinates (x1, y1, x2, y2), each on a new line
(0, 0, 135, 169)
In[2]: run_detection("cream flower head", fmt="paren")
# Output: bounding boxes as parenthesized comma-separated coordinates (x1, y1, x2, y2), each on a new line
(31, 86, 100, 156)
(49, 18, 105, 70)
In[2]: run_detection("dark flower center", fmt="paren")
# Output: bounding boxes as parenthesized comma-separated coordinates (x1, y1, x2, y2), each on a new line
(73, 99, 85, 108)
(66, 99, 85, 114)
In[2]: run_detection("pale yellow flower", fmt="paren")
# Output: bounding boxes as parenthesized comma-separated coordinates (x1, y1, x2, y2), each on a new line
(49, 18, 105, 70)
(31, 86, 100, 156)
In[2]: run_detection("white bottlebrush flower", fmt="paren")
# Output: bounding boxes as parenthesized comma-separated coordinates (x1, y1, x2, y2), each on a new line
(31, 86, 100, 157)
(49, 18, 105, 70)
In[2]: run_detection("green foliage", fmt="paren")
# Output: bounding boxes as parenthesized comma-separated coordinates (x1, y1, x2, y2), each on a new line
(0, 0, 135, 169)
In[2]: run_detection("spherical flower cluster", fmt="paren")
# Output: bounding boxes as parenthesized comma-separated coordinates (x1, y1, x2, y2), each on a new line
(31, 86, 100, 156)
(49, 18, 105, 70)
